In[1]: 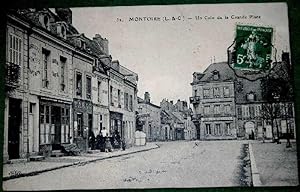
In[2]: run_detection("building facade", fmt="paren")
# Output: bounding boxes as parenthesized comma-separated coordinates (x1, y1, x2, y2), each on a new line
(190, 62, 237, 140)
(3, 8, 139, 161)
(137, 92, 161, 141)
(108, 60, 138, 146)
(191, 54, 296, 140)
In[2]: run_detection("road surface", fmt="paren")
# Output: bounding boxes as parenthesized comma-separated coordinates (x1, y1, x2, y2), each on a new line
(3, 140, 248, 190)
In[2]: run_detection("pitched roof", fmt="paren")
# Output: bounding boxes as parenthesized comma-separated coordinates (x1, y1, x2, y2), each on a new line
(195, 62, 236, 83)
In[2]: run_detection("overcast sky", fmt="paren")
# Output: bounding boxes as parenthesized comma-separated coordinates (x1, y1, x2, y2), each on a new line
(71, 3, 290, 106)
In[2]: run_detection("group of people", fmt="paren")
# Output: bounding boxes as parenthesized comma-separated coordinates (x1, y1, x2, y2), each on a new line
(88, 128, 126, 152)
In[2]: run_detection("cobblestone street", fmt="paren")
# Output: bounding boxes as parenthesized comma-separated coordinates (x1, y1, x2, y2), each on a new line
(3, 141, 249, 190)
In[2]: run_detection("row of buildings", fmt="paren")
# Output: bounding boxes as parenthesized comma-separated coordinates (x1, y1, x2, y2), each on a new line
(4, 8, 138, 161)
(137, 92, 197, 141)
(190, 52, 296, 140)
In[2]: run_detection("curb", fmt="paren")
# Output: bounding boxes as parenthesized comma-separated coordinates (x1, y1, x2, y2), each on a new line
(3, 144, 159, 181)
(248, 143, 262, 186)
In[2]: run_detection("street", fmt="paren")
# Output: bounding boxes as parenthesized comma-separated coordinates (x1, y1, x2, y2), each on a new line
(3, 140, 249, 190)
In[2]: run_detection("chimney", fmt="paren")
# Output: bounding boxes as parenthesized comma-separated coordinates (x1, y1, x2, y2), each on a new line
(93, 34, 109, 55)
(55, 8, 72, 24)
(144, 92, 150, 103)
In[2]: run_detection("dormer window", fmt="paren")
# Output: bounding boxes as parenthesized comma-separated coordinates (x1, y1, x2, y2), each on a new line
(212, 70, 220, 80)
(80, 40, 86, 49)
(246, 92, 255, 102)
(56, 23, 67, 39)
(40, 14, 50, 30)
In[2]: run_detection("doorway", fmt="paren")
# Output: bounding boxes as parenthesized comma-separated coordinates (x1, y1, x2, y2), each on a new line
(8, 98, 22, 159)
(52, 106, 61, 150)
(196, 124, 200, 140)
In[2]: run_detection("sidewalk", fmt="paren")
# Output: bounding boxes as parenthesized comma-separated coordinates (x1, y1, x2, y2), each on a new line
(2, 143, 159, 181)
(249, 141, 298, 186)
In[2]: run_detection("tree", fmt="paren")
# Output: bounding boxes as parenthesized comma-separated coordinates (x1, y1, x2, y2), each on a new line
(261, 60, 294, 146)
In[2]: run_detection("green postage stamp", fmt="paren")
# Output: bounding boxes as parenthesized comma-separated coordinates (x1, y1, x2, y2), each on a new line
(233, 25, 273, 70)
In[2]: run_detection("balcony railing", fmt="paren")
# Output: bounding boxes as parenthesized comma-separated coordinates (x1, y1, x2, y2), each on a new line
(5, 62, 20, 87)
(189, 96, 201, 104)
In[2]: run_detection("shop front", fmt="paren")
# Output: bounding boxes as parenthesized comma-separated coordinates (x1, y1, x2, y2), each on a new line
(110, 111, 123, 138)
(73, 98, 93, 151)
(39, 98, 71, 156)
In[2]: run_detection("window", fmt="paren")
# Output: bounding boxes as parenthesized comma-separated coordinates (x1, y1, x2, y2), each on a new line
(43, 15, 50, 30)
(129, 95, 133, 111)
(225, 123, 231, 135)
(194, 89, 198, 96)
(61, 108, 70, 143)
(247, 93, 255, 101)
(224, 87, 230, 97)
(42, 49, 50, 88)
(205, 124, 211, 135)
(99, 114, 103, 131)
(86, 76, 92, 99)
(76, 73, 82, 97)
(242, 105, 250, 118)
(215, 124, 221, 135)
(8, 33, 22, 65)
(60, 25, 66, 39)
(257, 121, 262, 126)
(213, 71, 220, 80)
(249, 106, 255, 118)
(77, 113, 83, 137)
(213, 87, 220, 98)
(255, 105, 262, 117)
(60, 56, 66, 91)
(124, 92, 129, 110)
(203, 88, 210, 98)
(29, 103, 35, 113)
(110, 86, 113, 106)
(117, 89, 121, 107)
(214, 105, 220, 114)
(204, 105, 210, 115)
(224, 104, 231, 114)
(237, 106, 242, 119)
(39, 104, 51, 144)
(98, 81, 101, 103)
(80, 40, 86, 49)
(287, 103, 293, 117)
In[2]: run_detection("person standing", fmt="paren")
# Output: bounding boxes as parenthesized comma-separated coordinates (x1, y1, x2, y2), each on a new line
(105, 135, 112, 152)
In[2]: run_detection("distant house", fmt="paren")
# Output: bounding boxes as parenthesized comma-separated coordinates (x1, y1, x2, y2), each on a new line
(137, 92, 161, 141)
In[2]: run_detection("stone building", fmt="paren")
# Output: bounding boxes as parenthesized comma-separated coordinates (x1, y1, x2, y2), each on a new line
(108, 60, 138, 146)
(235, 52, 296, 140)
(137, 92, 161, 141)
(160, 99, 194, 140)
(4, 10, 31, 160)
(190, 62, 237, 140)
(191, 53, 296, 140)
(4, 8, 80, 159)
(3, 8, 138, 161)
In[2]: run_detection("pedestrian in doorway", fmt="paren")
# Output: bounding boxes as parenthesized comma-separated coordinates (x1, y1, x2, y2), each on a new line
(89, 131, 96, 150)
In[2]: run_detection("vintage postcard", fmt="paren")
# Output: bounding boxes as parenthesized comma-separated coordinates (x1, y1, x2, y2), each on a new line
(2, 2, 298, 190)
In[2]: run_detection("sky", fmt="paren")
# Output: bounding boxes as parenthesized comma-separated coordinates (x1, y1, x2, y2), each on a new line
(71, 3, 290, 106)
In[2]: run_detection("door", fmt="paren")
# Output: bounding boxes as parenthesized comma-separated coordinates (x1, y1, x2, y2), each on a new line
(8, 98, 22, 159)
(53, 106, 61, 145)
(196, 124, 200, 140)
